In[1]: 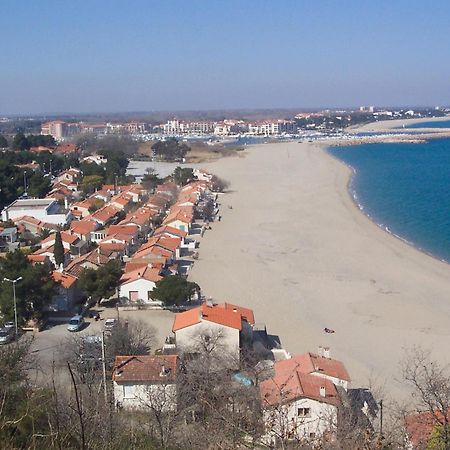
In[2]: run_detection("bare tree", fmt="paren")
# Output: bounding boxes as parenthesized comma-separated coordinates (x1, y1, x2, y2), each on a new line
(401, 347, 450, 450)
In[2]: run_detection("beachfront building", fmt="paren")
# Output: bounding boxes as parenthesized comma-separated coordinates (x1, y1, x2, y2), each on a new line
(172, 302, 255, 366)
(47, 271, 79, 312)
(247, 120, 297, 136)
(260, 361, 341, 445)
(113, 355, 178, 410)
(1, 198, 71, 226)
(119, 266, 163, 304)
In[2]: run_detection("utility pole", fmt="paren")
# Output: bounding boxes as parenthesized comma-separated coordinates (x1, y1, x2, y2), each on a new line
(101, 331, 108, 403)
(379, 399, 383, 437)
(23, 172, 27, 195)
(3, 276, 23, 335)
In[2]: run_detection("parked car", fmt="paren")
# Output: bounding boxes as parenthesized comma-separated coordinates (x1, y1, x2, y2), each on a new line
(0, 328, 14, 345)
(3, 322, 15, 333)
(67, 315, 85, 332)
(104, 318, 118, 332)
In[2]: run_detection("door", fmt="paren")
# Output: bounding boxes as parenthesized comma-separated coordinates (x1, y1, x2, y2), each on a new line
(129, 291, 139, 302)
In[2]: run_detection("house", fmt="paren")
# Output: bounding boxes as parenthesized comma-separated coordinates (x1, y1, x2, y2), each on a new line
(32, 245, 71, 267)
(119, 266, 163, 304)
(47, 271, 79, 312)
(405, 409, 450, 450)
(12, 215, 59, 235)
(65, 250, 110, 277)
(172, 302, 254, 364)
(70, 219, 98, 242)
(113, 355, 178, 410)
(133, 236, 181, 261)
(2, 198, 71, 225)
(71, 198, 99, 218)
(90, 205, 121, 227)
(278, 348, 351, 391)
(55, 167, 82, 184)
(162, 209, 193, 233)
(260, 360, 341, 445)
(41, 231, 87, 257)
(0, 227, 18, 251)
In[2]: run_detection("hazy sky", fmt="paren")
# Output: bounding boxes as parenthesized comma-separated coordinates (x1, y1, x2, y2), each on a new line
(1, 0, 450, 114)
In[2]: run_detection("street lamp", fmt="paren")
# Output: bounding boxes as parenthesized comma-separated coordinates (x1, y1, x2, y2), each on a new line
(3, 276, 22, 334)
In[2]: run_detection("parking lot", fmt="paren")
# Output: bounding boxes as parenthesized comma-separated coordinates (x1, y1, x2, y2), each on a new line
(26, 307, 175, 386)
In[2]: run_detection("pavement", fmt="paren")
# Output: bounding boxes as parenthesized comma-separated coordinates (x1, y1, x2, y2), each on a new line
(26, 306, 175, 387)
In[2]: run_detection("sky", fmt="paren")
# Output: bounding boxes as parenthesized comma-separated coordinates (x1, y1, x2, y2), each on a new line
(1, 0, 450, 115)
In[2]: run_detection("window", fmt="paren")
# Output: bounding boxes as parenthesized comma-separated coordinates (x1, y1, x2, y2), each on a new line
(297, 407, 311, 417)
(123, 385, 135, 399)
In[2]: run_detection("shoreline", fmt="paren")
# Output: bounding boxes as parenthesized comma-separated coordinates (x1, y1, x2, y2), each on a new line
(190, 138, 450, 399)
(325, 147, 450, 267)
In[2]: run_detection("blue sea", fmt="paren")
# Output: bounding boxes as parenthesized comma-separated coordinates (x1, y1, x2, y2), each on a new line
(328, 138, 450, 262)
(406, 119, 450, 128)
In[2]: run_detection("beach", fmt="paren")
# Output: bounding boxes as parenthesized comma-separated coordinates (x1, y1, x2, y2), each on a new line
(189, 135, 450, 398)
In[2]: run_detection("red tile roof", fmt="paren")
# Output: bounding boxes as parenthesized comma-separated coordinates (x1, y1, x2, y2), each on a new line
(172, 302, 253, 332)
(120, 266, 162, 284)
(70, 220, 97, 235)
(276, 352, 351, 383)
(405, 409, 450, 449)
(52, 271, 78, 289)
(260, 369, 341, 408)
(153, 225, 188, 239)
(113, 355, 178, 382)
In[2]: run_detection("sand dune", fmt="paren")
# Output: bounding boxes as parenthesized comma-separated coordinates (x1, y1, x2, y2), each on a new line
(189, 141, 450, 397)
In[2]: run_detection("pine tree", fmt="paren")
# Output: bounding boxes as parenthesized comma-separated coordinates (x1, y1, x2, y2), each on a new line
(53, 231, 64, 267)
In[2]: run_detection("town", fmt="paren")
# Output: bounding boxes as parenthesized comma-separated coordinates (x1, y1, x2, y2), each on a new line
(0, 128, 443, 450)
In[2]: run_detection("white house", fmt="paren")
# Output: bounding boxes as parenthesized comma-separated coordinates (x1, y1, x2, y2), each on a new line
(113, 355, 178, 411)
(260, 366, 341, 446)
(119, 266, 162, 303)
(172, 302, 255, 366)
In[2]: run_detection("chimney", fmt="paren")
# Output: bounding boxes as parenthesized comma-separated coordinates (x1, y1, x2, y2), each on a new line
(318, 346, 324, 357)
(206, 298, 213, 307)
(160, 364, 166, 376)
(320, 386, 326, 398)
(64, 197, 68, 210)
(323, 347, 330, 359)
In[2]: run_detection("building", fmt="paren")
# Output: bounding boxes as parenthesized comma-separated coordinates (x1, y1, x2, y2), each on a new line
(172, 302, 254, 365)
(1, 198, 71, 225)
(260, 362, 341, 445)
(113, 355, 178, 410)
(47, 271, 79, 312)
(41, 121, 68, 140)
(248, 120, 297, 136)
(119, 266, 163, 303)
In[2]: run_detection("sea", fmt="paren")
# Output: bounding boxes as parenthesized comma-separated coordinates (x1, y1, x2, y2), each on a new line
(405, 119, 450, 129)
(328, 136, 450, 263)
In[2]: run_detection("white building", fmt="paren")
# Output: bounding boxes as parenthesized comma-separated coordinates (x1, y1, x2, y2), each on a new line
(172, 302, 255, 365)
(247, 120, 297, 136)
(119, 266, 162, 303)
(260, 368, 340, 445)
(113, 355, 178, 411)
(1, 198, 71, 225)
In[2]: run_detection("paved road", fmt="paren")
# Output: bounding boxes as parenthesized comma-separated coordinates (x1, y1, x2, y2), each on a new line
(26, 307, 175, 387)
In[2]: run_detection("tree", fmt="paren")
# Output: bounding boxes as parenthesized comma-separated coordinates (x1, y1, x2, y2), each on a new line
(53, 231, 65, 267)
(27, 171, 52, 197)
(152, 138, 190, 161)
(81, 174, 104, 195)
(0, 250, 57, 322)
(402, 348, 450, 450)
(211, 174, 230, 192)
(12, 132, 30, 151)
(151, 275, 199, 306)
(78, 260, 122, 303)
(88, 198, 105, 213)
(173, 166, 194, 186)
(141, 168, 162, 192)
(0, 134, 8, 148)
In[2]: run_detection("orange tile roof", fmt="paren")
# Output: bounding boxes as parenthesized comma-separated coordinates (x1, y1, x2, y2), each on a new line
(216, 302, 255, 325)
(52, 271, 78, 289)
(41, 231, 79, 246)
(120, 266, 162, 284)
(70, 220, 97, 235)
(153, 225, 188, 239)
(276, 352, 351, 382)
(405, 409, 450, 450)
(260, 369, 340, 408)
(113, 355, 178, 382)
(107, 224, 139, 236)
(172, 302, 253, 332)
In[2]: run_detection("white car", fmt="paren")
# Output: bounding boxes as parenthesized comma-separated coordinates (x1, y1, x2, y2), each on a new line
(104, 318, 118, 332)
(0, 328, 13, 345)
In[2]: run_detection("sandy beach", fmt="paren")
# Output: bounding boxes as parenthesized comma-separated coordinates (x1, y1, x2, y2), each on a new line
(189, 133, 450, 398)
